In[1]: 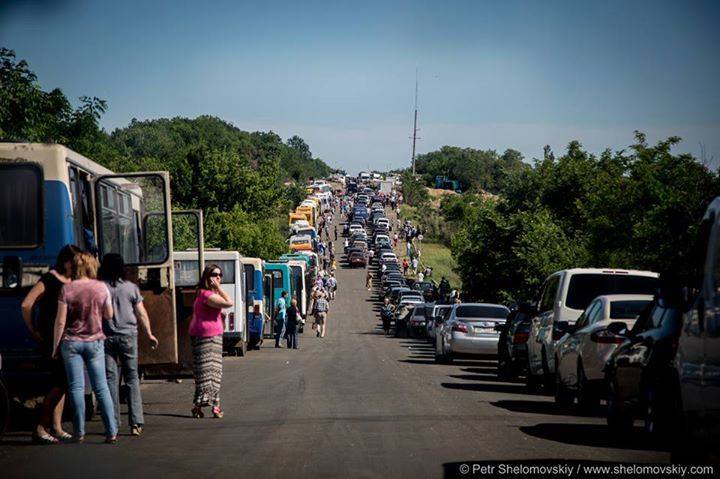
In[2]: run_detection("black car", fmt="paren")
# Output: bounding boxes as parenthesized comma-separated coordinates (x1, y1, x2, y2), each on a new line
(604, 289, 684, 436)
(496, 303, 534, 378)
(412, 281, 437, 302)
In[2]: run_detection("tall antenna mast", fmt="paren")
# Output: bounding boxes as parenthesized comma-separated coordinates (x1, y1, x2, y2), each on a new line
(411, 69, 420, 175)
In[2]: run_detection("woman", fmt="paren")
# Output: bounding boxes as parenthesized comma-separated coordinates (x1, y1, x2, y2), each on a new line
(21, 244, 81, 444)
(285, 298, 302, 349)
(52, 252, 117, 443)
(100, 254, 158, 437)
(189, 265, 233, 419)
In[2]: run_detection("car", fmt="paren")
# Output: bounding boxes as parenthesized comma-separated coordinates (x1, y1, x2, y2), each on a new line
(426, 304, 453, 342)
(381, 280, 403, 298)
(348, 224, 364, 235)
(412, 281, 437, 302)
(497, 303, 534, 379)
(348, 250, 367, 267)
(554, 294, 654, 408)
(389, 287, 412, 304)
(526, 268, 660, 391)
(672, 197, 720, 461)
(406, 304, 429, 337)
(398, 290, 424, 305)
(379, 252, 398, 264)
(375, 218, 391, 230)
(604, 288, 683, 437)
(435, 303, 510, 363)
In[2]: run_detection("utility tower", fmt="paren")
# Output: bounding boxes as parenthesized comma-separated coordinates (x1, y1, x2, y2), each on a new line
(410, 71, 420, 175)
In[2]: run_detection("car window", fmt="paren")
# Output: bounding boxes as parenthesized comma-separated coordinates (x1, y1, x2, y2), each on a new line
(539, 275, 561, 313)
(610, 300, 652, 319)
(455, 305, 508, 319)
(575, 300, 599, 329)
(586, 300, 605, 325)
(565, 274, 658, 311)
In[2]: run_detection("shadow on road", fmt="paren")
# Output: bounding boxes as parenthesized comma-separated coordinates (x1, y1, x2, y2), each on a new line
(441, 381, 539, 395)
(519, 423, 670, 452)
(491, 399, 600, 417)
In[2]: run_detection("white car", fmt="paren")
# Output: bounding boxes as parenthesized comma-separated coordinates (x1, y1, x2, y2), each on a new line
(435, 303, 509, 363)
(426, 304, 453, 342)
(526, 268, 659, 390)
(554, 294, 653, 407)
(379, 252, 398, 264)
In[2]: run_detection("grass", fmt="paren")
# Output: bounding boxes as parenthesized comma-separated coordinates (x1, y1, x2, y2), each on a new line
(417, 241, 461, 289)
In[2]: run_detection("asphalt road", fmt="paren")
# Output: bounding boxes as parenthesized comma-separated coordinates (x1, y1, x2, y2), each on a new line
(0, 224, 669, 478)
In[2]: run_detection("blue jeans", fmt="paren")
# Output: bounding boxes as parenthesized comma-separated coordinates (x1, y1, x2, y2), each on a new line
(61, 339, 118, 438)
(105, 335, 143, 428)
(274, 317, 287, 347)
(286, 327, 299, 349)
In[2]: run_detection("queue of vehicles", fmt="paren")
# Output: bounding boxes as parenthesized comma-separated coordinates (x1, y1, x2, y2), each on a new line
(0, 142, 335, 434)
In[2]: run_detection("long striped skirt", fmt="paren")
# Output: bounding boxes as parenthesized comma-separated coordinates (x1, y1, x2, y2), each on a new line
(191, 335, 223, 407)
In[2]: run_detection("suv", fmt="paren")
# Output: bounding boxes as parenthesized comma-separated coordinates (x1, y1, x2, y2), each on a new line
(526, 268, 660, 390)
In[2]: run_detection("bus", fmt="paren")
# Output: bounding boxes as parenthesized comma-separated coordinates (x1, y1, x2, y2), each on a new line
(0, 143, 193, 397)
(240, 256, 264, 337)
(174, 250, 247, 356)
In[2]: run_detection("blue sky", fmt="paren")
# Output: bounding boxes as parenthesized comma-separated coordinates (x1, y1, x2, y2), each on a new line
(1, 0, 719, 172)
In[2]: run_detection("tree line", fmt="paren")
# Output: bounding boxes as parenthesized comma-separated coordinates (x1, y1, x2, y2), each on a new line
(408, 137, 720, 303)
(0, 48, 334, 259)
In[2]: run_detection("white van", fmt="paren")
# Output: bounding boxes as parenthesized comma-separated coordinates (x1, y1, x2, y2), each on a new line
(174, 250, 247, 356)
(526, 268, 659, 389)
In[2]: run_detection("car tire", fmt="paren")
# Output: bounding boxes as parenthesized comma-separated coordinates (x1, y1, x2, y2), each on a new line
(576, 362, 598, 411)
(526, 355, 541, 392)
(606, 378, 633, 434)
(554, 361, 573, 407)
(541, 349, 554, 392)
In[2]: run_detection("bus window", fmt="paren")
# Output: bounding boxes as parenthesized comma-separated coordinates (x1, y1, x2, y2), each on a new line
(0, 164, 42, 248)
(96, 174, 170, 265)
(244, 264, 255, 294)
(68, 166, 96, 252)
(174, 260, 199, 287)
(213, 260, 235, 285)
(272, 270, 283, 289)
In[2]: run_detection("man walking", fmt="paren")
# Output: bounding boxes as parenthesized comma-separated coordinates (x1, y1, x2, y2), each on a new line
(380, 298, 394, 336)
(313, 293, 330, 338)
(274, 291, 288, 348)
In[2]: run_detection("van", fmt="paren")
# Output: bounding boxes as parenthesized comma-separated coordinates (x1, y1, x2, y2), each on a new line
(174, 250, 247, 355)
(526, 268, 659, 389)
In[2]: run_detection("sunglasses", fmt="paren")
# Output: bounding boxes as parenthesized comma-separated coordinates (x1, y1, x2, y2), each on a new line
(210, 272, 223, 278)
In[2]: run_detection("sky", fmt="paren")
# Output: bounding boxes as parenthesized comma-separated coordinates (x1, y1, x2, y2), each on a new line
(1, 0, 719, 173)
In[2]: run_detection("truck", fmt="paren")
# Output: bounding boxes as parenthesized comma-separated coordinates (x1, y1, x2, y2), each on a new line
(379, 180, 393, 194)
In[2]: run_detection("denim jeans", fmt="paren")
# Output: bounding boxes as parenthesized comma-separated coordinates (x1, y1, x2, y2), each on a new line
(274, 317, 287, 347)
(105, 335, 143, 428)
(286, 328, 299, 349)
(61, 339, 118, 438)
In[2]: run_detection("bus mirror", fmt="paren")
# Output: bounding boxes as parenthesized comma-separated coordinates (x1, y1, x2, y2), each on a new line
(2, 256, 23, 288)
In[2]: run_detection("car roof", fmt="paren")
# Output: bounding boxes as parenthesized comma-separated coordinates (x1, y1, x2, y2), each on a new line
(552, 268, 659, 278)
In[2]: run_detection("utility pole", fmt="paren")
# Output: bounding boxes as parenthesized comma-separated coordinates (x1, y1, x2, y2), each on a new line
(410, 70, 419, 175)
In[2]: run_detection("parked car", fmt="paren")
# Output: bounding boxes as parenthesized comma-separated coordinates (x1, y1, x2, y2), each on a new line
(672, 197, 720, 462)
(380, 251, 399, 264)
(497, 302, 534, 378)
(412, 281, 437, 302)
(554, 294, 653, 408)
(526, 268, 660, 391)
(435, 303, 510, 363)
(603, 288, 684, 436)
(426, 304, 453, 343)
(389, 287, 412, 304)
(348, 251, 367, 267)
(397, 290, 424, 307)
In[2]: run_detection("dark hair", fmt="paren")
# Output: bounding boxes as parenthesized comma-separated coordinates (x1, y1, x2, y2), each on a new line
(198, 264, 222, 292)
(100, 253, 125, 287)
(281, 290, 288, 297)
(55, 244, 82, 275)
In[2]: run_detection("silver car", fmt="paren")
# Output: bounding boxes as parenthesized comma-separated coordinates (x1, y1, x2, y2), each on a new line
(435, 303, 510, 363)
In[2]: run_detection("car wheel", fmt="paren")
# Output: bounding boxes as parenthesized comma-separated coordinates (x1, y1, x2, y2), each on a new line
(526, 355, 541, 392)
(576, 361, 598, 411)
(554, 361, 573, 407)
(606, 378, 633, 434)
(541, 349, 554, 392)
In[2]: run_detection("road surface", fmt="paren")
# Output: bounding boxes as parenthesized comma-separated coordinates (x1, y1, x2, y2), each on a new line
(0, 225, 669, 478)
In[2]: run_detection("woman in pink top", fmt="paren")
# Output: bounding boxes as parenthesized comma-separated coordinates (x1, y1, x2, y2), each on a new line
(52, 252, 118, 443)
(189, 264, 233, 419)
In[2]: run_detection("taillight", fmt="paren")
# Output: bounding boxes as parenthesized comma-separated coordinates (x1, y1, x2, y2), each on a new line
(452, 322, 469, 333)
(513, 331, 529, 344)
(590, 330, 624, 344)
(228, 312, 235, 330)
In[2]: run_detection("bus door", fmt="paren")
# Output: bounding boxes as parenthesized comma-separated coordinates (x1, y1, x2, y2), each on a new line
(263, 273, 274, 337)
(170, 210, 204, 374)
(95, 172, 178, 367)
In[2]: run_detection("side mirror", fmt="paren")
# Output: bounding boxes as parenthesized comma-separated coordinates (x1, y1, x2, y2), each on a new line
(2, 256, 23, 288)
(606, 321, 628, 336)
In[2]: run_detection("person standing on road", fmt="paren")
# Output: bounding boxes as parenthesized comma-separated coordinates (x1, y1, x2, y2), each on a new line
(313, 294, 330, 338)
(380, 298, 394, 336)
(52, 252, 118, 444)
(274, 291, 288, 348)
(21, 244, 81, 444)
(248, 304, 264, 350)
(286, 298, 302, 349)
(365, 270, 373, 290)
(100, 253, 158, 437)
(189, 265, 233, 419)
(334, 225, 338, 241)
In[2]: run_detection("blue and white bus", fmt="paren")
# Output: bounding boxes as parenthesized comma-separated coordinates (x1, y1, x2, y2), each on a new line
(0, 143, 192, 395)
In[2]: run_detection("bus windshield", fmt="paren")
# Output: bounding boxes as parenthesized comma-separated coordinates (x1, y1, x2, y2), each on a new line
(0, 164, 42, 248)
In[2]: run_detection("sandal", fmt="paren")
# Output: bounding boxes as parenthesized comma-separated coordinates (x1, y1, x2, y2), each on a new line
(32, 432, 59, 445)
(212, 407, 224, 419)
(105, 436, 118, 444)
(191, 406, 204, 418)
(51, 429, 73, 442)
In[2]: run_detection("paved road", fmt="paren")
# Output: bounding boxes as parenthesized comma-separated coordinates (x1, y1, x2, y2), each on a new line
(0, 223, 669, 478)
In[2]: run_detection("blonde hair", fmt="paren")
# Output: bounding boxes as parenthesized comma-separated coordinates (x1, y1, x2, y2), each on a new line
(72, 252, 99, 280)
